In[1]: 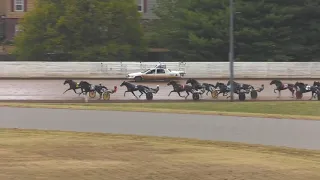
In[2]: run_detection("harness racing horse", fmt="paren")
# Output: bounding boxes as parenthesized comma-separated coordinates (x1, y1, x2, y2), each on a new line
(167, 80, 195, 99)
(120, 81, 154, 99)
(202, 83, 216, 96)
(214, 82, 230, 97)
(270, 80, 295, 98)
(78, 81, 94, 96)
(227, 80, 253, 90)
(185, 78, 206, 96)
(93, 84, 117, 100)
(63, 79, 82, 94)
(294, 82, 320, 100)
(313, 81, 320, 87)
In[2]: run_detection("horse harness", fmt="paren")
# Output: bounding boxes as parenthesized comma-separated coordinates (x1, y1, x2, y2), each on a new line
(281, 84, 289, 89)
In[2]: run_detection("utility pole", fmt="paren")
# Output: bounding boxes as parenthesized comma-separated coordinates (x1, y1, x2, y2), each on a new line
(229, 0, 235, 101)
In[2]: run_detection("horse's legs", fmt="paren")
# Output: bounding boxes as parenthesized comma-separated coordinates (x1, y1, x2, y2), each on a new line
(292, 89, 295, 98)
(199, 89, 204, 97)
(131, 91, 138, 99)
(63, 88, 71, 94)
(73, 89, 79, 94)
(185, 91, 190, 99)
(79, 88, 84, 96)
(177, 92, 185, 98)
(288, 88, 295, 98)
(226, 91, 231, 99)
(168, 91, 175, 96)
(277, 90, 281, 98)
(124, 91, 129, 97)
(138, 90, 144, 98)
(310, 91, 315, 100)
(273, 89, 277, 93)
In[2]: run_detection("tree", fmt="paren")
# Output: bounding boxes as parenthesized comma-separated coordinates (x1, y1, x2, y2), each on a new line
(149, 0, 230, 61)
(149, 0, 320, 62)
(13, 0, 146, 61)
(234, 0, 320, 61)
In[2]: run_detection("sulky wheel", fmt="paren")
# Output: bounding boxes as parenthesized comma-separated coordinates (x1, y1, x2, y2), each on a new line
(211, 90, 219, 99)
(250, 90, 258, 99)
(146, 92, 153, 100)
(192, 93, 200, 101)
(239, 92, 246, 101)
(89, 91, 96, 98)
(295, 91, 303, 99)
(317, 92, 320, 101)
(102, 92, 111, 100)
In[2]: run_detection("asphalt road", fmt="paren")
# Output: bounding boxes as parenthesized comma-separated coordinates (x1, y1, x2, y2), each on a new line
(1, 107, 319, 150)
(0, 79, 318, 101)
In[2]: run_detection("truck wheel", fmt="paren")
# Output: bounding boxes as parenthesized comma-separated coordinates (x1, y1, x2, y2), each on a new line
(134, 76, 142, 82)
(239, 92, 246, 101)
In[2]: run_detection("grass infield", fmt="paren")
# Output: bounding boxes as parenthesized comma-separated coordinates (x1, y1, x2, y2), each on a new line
(1, 101, 319, 120)
(0, 128, 319, 180)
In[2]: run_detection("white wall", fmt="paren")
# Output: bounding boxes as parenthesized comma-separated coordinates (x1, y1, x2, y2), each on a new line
(0, 61, 319, 79)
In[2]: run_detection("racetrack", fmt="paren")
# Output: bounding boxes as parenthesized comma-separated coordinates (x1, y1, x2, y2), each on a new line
(0, 79, 317, 101)
(1, 107, 320, 150)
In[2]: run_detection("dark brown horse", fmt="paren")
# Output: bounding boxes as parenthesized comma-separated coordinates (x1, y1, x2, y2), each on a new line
(167, 80, 195, 99)
(270, 80, 295, 98)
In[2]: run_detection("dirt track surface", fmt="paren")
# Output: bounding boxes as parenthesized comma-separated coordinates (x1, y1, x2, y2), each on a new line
(0, 79, 317, 101)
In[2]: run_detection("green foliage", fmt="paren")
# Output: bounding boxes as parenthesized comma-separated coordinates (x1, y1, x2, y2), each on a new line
(13, 0, 146, 61)
(148, 0, 320, 62)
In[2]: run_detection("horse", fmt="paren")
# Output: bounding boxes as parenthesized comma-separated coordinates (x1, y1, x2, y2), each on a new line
(63, 79, 82, 94)
(227, 80, 253, 90)
(93, 84, 117, 99)
(270, 80, 295, 98)
(313, 81, 320, 87)
(228, 80, 264, 94)
(78, 81, 93, 96)
(120, 81, 152, 99)
(167, 80, 195, 99)
(202, 83, 216, 96)
(185, 78, 206, 95)
(294, 82, 320, 100)
(215, 82, 230, 97)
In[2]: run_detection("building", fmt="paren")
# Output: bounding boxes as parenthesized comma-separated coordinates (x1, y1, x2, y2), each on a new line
(0, 0, 157, 42)
(0, 0, 35, 41)
(137, 0, 157, 20)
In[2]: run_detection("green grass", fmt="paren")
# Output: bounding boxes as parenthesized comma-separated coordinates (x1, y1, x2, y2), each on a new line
(1, 101, 320, 120)
(0, 128, 319, 180)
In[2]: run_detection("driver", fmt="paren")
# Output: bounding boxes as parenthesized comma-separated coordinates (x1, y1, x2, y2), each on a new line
(95, 83, 107, 94)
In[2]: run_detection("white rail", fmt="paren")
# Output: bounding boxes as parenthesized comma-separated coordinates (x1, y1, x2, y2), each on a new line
(0, 61, 319, 79)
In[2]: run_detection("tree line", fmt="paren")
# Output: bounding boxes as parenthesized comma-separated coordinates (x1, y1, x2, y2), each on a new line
(11, 0, 320, 62)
